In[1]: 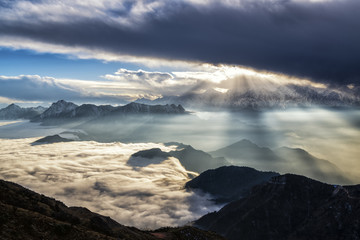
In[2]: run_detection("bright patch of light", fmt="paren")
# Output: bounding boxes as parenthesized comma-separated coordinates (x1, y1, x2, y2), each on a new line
(213, 87, 229, 93)
(0, 121, 23, 127)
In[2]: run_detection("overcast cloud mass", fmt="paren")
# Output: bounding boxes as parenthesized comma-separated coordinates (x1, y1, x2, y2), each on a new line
(0, 0, 359, 86)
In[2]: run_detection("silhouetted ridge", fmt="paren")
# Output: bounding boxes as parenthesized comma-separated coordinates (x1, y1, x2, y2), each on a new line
(33, 134, 74, 144)
(186, 166, 279, 203)
(169, 145, 229, 173)
(210, 139, 280, 163)
(128, 145, 229, 174)
(195, 174, 360, 240)
(131, 148, 171, 159)
(211, 139, 350, 184)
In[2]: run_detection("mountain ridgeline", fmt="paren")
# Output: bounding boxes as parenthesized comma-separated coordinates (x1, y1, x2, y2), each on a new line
(0, 100, 186, 121)
(128, 145, 229, 174)
(135, 83, 360, 110)
(210, 139, 351, 185)
(185, 166, 279, 203)
(33, 101, 186, 122)
(0, 104, 46, 120)
(194, 173, 360, 240)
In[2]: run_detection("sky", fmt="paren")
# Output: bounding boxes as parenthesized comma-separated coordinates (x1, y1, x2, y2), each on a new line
(0, 0, 359, 106)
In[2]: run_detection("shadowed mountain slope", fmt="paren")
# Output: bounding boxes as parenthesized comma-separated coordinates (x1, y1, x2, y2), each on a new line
(211, 139, 350, 184)
(168, 145, 229, 173)
(185, 166, 279, 203)
(195, 174, 360, 240)
(128, 146, 229, 174)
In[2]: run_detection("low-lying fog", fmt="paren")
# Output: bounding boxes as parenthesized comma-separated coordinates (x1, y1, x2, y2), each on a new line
(0, 138, 220, 229)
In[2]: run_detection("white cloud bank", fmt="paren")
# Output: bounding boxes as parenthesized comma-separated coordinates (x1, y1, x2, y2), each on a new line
(0, 138, 221, 229)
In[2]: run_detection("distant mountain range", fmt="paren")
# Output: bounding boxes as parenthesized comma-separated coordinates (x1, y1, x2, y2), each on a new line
(0, 103, 46, 120)
(33, 101, 186, 122)
(32, 135, 350, 185)
(210, 139, 350, 184)
(0, 179, 224, 240)
(194, 173, 360, 240)
(136, 83, 360, 110)
(126, 139, 350, 186)
(0, 100, 186, 121)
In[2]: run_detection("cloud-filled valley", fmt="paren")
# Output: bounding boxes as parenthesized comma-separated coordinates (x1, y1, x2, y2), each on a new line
(0, 138, 221, 229)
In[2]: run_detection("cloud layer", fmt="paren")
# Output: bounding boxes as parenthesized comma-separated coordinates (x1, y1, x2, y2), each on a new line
(0, 138, 221, 229)
(1, 0, 359, 85)
(1, 63, 358, 107)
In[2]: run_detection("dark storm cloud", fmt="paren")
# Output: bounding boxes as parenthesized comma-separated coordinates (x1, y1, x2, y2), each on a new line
(1, 0, 360, 85)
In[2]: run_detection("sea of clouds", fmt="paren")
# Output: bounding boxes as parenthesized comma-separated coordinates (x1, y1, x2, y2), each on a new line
(0, 138, 221, 229)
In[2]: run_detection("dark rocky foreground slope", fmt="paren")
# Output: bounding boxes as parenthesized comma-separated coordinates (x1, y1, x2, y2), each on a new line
(195, 174, 360, 240)
(0, 179, 224, 240)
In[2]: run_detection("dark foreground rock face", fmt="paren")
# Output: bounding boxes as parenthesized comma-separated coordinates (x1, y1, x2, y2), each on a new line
(0, 179, 224, 240)
(195, 174, 360, 240)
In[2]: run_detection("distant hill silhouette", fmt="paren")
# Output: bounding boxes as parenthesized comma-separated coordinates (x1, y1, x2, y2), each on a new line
(128, 146, 229, 174)
(211, 139, 350, 184)
(32, 134, 74, 145)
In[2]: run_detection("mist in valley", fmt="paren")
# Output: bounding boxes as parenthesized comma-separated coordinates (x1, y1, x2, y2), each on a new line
(49, 107, 360, 183)
(0, 107, 360, 230)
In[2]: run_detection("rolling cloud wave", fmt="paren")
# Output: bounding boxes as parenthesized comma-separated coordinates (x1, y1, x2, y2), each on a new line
(0, 138, 221, 229)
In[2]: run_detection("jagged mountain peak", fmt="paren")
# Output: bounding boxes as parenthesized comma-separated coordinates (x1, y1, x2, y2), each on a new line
(38, 100, 78, 119)
(6, 103, 21, 109)
(115, 102, 186, 114)
(0, 103, 46, 120)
